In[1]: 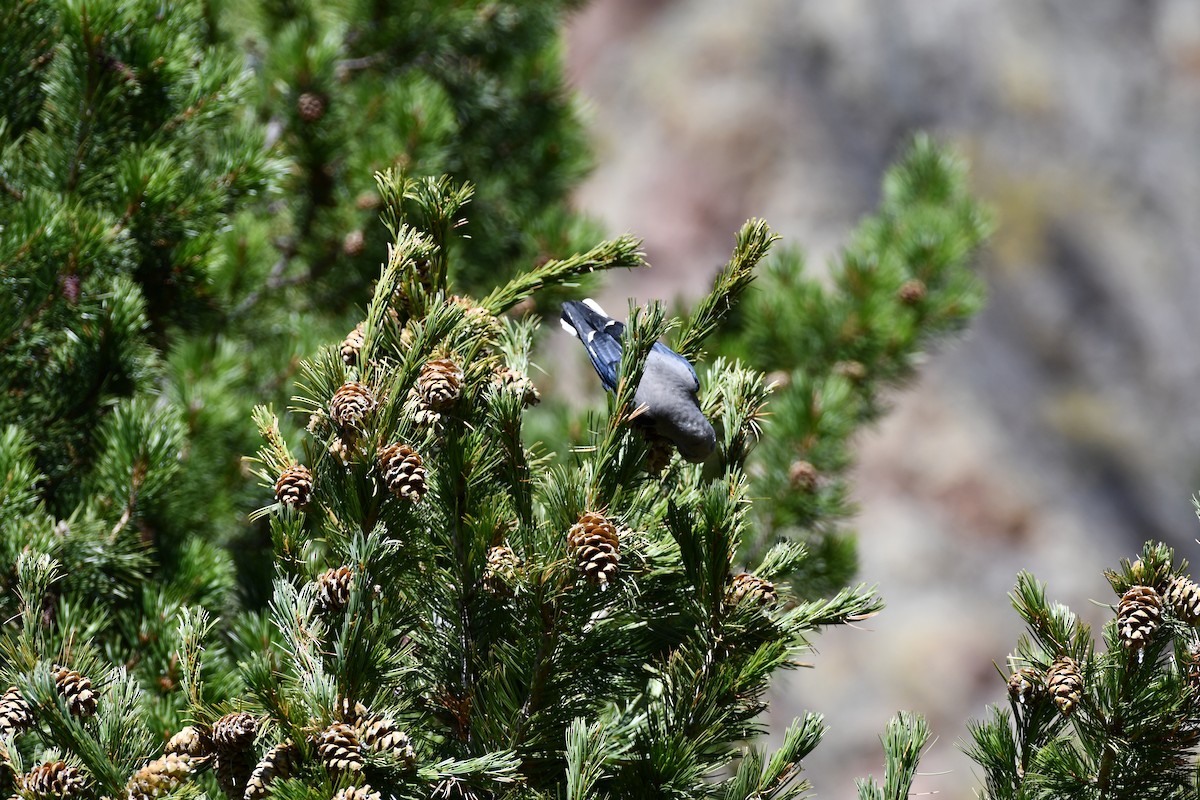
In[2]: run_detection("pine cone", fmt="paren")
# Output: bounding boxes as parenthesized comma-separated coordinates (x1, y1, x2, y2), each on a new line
(493, 367, 540, 407)
(22, 762, 86, 800)
(297, 92, 325, 122)
(275, 464, 314, 508)
(377, 443, 428, 502)
(0, 686, 33, 736)
(567, 512, 620, 587)
(897, 279, 927, 305)
(52, 667, 96, 719)
(331, 786, 381, 800)
(341, 323, 365, 367)
(417, 358, 464, 410)
(1165, 575, 1200, 625)
(1047, 656, 1083, 716)
(315, 722, 363, 774)
(359, 716, 415, 765)
(316, 567, 353, 614)
(725, 573, 778, 608)
(337, 697, 369, 727)
(342, 230, 365, 258)
(125, 753, 202, 800)
(329, 381, 377, 433)
(243, 740, 299, 800)
(211, 713, 258, 754)
(1117, 585, 1163, 650)
(165, 725, 213, 758)
(1006, 667, 1043, 705)
(788, 460, 819, 492)
(482, 545, 521, 596)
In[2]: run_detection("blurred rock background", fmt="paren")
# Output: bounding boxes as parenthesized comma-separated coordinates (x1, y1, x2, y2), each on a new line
(562, 0, 1200, 795)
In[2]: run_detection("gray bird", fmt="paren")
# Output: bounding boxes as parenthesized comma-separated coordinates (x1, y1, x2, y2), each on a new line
(560, 299, 716, 463)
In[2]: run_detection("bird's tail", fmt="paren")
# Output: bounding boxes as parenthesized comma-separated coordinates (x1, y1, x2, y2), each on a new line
(559, 298, 612, 338)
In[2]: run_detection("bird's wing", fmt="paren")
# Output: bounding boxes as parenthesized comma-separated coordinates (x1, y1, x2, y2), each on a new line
(650, 341, 700, 391)
(560, 300, 625, 392)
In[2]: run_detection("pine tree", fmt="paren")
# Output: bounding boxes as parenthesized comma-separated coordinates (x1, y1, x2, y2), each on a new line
(965, 540, 1200, 799)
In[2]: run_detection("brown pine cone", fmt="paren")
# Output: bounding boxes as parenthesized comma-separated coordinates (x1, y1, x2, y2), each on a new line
(52, 667, 96, 719)
(243, 740, 299, 800)
(567, 512, 620, 587)
(358, 716, 415, 765)
(897, 279, 927, 305)
(125, 753, 203, 800)
(341, 323, 365, 367)
(165, 725, 213, 758)
(1165, 575, 1200, 625)
(274, 464, 314, 508)
(482, 544, 521, 596)
(643, 431, 673, 476)
(315, 722, 363, 774)
(417, 358, 464, 410)
(725, 573, 778, 608)
(1047, 656, 1083, 716)
(1117, 585, 1163, 650)
(0, 686, 33, 736)
(342, 230, 365, 258)
(337, 697, 369, 727)
(787, 460, 819, 492)
(329, 381, 377, 433)
(316, 566, 353, 614)
(1006, 667, 1043, 705)
(377, 443, 428, 502)
(22, 762, 87, 799)
(1185, 645, 1200, 696)
(297, 92, 325, 122)
(492, 367, 540, 407)
(211, 712, 258, 754)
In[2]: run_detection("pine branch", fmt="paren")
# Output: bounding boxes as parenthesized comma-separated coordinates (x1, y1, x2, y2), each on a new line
(481, 235, 647, 316)
(673, 218, 777, 363)
(855, 711, 931, 800)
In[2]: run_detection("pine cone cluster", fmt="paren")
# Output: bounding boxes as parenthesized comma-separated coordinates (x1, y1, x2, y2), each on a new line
(330, 381, 377, 432)
(1117, 585, 1163, 650)
(493, 366, 540, 407)
(316, 566, 353, 614)
(275, 464, 314, 508)
(417, 358, 464, 410)
(341, 323, 365, 367)
(0, 686, 33, 736)
(52, 666, 96, 719)
(377, 443, 428, 502)
(1006, 667, 1043, 705)
(725, 573, 778, 608)
(125, 753, 203, 800)
(22, 762, 86, 799)
(1047, 656, 1083, 716)
(1165, 575, 1200, 625)
(482, 544, 521, 595)
(212, 712, 258, 800)
(567, 512, 620, 587)
(243, 740, 299, 800)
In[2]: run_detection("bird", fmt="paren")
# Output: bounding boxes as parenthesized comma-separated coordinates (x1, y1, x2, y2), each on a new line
(560, 299, 716, 463)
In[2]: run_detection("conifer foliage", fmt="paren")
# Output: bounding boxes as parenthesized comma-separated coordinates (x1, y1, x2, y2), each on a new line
(966, 541, 1200, 799)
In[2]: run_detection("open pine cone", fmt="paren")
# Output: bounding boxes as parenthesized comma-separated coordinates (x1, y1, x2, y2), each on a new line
(377, 443, 428, 502)
(52, 666, 96, 719)
(340, 322, 365, 367)
(315, 722, 363, 774)
(23, 762, 87, 800)
(417, 358, 464, 410)
(1117, 585, 1163, 650)
(316, 566, 354, 614)
(725, 573, 778, 608)
(329, 381, 377, 432)
(568, 512, 620, 587)
(274, 464, 314, 508)
(0, 685, 33, 736)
